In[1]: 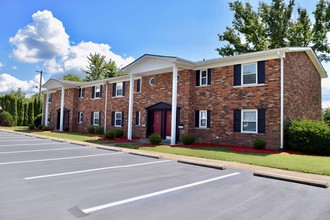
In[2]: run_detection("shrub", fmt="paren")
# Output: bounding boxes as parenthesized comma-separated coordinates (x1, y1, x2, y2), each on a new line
(114, 128, 124, 138)
(0, 111, 15, 127)
(181, 134, 196, 145)
(38, 124, 43, 130)
(87, 126, 95, 134)
(149, 133, 162, 144)
(42, 126, 49, 131)
(286, 119, 330, 155)
(33, 114, 42, 127)
(253, 138, 266, 149)
(63, 125, 70, 132)
(95, 126, 104, 135)
(105, 130, 116, 139)
(28, 123, 35, 129)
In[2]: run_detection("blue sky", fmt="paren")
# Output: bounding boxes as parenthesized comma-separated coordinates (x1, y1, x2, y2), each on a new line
(0, 0, 329, 106)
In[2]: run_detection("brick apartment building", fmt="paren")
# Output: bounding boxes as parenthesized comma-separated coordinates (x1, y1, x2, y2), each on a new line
(42, 47, 327, 149)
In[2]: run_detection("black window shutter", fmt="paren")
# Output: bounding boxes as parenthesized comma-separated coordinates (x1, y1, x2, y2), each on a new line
(196, 70, 200, 86)
(136, 111, 139, 125)
(81, 113, 83, 122)
(92, 86, 95, 98)
(136, 79, 141, 92)
(207, 110, 211, 128)
(111, 112, 115, 126)
(121, 111, 124, 127)
(112, 83, 116, 97)
(258, 61, 265, 84)
(82, 88, 84, 97)
(99, 112, 101, 126)
(91, 112, 94, 125)
(77, 112, 80, 122)
(195, 110, 199, 127)
(122, 82, 126, 96)
(49, 93, 52, 102)
(258, 109, 266, 133)
(207, 69, 212, 85)
(233, 109, 241, 132)
(78, 88, 81, 97)
(234, 64, 241, 86)
(100, 85, 103, 98)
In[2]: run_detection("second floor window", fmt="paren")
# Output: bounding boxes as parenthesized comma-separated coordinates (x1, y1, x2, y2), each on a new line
(242, 63, 257, 85)
(78, 88, 85, 98)
(116, 82, 123, 96)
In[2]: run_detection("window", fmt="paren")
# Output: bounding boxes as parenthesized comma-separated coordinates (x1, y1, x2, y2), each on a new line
(47, 113, 51, 124)
(93, 112, 100, 126)
(94, 86, 101, 98)
(242, 110, 257, 133)
(195, 110, 210, 128)
(78, 88, 85, 98)
(48, 93, 52, 102)
(116, 82, 123, 96)
(242, 63, 257, 85)
(149, 77, 155, 85)
(200, 70, 208, 86)
(136, 79, 141, 92)
(115, 112, 122, 127)
(78, 112, 83, 123)
(136, 111, 140, 126)
(196, 69, 211, 86)
(199, 110, 207, 128)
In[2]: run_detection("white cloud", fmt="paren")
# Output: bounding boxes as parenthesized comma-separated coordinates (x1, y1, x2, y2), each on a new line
(0, 62, 3, 68)
(10, 10, 134, 75)
(12, 66, 17, 70)
(0, 73, 45, 96)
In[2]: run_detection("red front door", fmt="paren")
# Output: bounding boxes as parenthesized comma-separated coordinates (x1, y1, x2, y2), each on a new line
(153, 111, 161, 135)
(166, 111, 172, 137)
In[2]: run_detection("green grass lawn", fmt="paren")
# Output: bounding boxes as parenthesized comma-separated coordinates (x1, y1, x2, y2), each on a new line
(1, 126, 330, 176)
(116, 144, 330, 176)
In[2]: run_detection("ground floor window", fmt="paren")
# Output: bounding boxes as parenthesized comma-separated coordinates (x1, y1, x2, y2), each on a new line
(136, 111, 140, 126)
(234, 109, 265, 134)
(93, 112, 100, 126)
(195, 110, 210, 128)
(115, 112, 122, 127)
(78, 112, 83, 123)
(242, 110, 257, 133)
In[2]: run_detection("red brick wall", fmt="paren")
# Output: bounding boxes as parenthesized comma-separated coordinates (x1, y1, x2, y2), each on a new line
(284, 52, 322, 122)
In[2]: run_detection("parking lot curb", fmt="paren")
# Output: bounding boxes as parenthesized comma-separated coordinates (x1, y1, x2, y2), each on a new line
(128, 152, 162, 159)
(178, 160, 226, 170)
(254, 171, 329, 188)
(96, 147, 122, 152)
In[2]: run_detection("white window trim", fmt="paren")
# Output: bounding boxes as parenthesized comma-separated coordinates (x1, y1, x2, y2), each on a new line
(241, 109, 258, 134)
(137, 111, 141, 126)
(199, 70, 208, 86)
(94, 85, 101, 98)
(137, 79, 142, 93)
(47, 113, 51, 124)
(241, 62, 258, 86)
(115, 111, 122, 127)
(78, 112, 83, 123)
(115, 82, 124, 97)
(79, 88, 84, 98)
(48, 93, 52, 103)
(93, 112, 100, 126)
(199, 110, 207, 128)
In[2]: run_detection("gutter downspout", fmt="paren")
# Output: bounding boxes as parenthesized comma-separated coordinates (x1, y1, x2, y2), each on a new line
(104, 81, 108, 133)
(278, 51, 285, 150)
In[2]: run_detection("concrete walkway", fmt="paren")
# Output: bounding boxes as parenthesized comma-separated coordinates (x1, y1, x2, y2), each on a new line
(1, 129, 329, 183)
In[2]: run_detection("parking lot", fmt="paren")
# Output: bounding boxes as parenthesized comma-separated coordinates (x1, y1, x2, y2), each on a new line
(0, 131, 329, 220)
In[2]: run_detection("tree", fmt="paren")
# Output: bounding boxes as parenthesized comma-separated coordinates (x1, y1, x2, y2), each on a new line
(23, 102, 28, 126)
(323, 108, 330, 126)
(82, 53, 123, 81)
(27, 102, 34, 125)
(216, 0, 330, 61)
(17, 99, 24, 126)
(63, 73, 84, 82)
(33, 97, 38, 118)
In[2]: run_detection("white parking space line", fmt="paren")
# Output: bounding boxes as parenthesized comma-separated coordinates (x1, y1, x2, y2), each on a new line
(24, 160, 171, 180)
(0, 142, 64, 148)
(0, 139, 48, 142)
(0, 147, 88, 155)
(82, 172, 241, 214)
(0, 152, 123, 165)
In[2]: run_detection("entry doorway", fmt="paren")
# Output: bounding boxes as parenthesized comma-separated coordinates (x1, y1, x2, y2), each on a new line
(56, 108, 70, 130)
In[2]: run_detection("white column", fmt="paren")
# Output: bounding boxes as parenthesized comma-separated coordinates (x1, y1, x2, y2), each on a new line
(128, 74, 134, 140)
(45, 90, 49, 126)
(60, 86, 65, 131)
(104, 82, 108, 132)
(280, 53, 284, 149)
(171, 65, 178, 145)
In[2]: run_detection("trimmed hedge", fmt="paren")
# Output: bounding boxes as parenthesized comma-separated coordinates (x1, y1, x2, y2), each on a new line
(34, 114, 42, 127)
(286, 119, 330, 155)
(87, 126, 95, 134)
(95, 126, 104, 135)
(114, 128, 124, 138)
(149, 133, 162, 144)
(42, 126, 49, 131)
(63, 125, 70, 132)
(105, 130, 116, 139)
(181, 134, 196, 145)
(28, 123, 35, 129)
(0, 111, 15, 127)
(253, 138, 266, 149)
